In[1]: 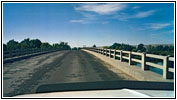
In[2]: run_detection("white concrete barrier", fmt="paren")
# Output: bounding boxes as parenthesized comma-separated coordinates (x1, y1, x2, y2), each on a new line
(83, 49, 173, 82)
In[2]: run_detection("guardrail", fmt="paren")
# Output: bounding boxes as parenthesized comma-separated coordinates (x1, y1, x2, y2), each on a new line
(87, 47, 174, 79)
(3, 48, 62, 59)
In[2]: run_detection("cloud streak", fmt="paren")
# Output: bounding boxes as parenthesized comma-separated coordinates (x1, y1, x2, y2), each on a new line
(114, 10, 156, 21)
(71, 4, 156, 24)
(70, 13, 98, 24)
(75, 3, 127, 15)
(134, 10, 155, 18)
(145, 23, 171, 30)
(132, 6, 140, 9)
(70, 19, 84, 23)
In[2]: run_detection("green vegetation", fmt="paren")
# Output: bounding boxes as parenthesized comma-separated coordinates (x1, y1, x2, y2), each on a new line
(146, 45, 174, 56)
(93, 44, 96, 47)
(103, 43, 174, 57)
(104, 43, 136, 51)
(137, 44, 146, 52)
(3, 38, 71, 51)
(72, 47, 81, 50)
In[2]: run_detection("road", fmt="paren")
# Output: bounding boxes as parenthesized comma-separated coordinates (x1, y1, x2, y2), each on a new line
(3, 50, 133, 97)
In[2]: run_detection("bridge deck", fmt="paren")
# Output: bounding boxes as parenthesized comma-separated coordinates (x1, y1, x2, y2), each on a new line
(3, 50, 134, 97)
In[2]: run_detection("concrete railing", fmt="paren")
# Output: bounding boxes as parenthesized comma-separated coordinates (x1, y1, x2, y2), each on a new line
(88, 47, 174, 79)
(3, 48, 62, 59)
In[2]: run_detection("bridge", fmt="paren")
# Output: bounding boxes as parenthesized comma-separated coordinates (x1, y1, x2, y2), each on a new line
(3, 48, 174, 97)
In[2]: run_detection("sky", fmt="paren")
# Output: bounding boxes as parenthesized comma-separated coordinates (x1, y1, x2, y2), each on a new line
(3, 3, 174, 47)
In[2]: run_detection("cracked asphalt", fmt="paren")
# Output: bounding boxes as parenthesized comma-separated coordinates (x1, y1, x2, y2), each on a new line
(3, 50, 133, 97)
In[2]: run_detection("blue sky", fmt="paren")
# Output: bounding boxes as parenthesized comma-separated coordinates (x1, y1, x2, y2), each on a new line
(3, 3, 174, 47)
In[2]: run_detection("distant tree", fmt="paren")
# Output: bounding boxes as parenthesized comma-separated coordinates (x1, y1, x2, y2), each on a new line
(102, 43, 174, 56)
(110, 43, 121, 49)
(146, 45, 174, 56)
(30, 39, 42, 48)
(147, 45, 154, 52)
(52, 42, 70, 50)
(4, 38, 72, 52)
(59, 42, 71, 50)
(163, 46, 170, 51)
(53, 43, 60, 48)
(137, 44, 146, 52)
(156, 45, 163, 51)
(72, 47, 78, 50)
(132, 48, 137, 52)
(120, 44, 135, 51)
(3, 44, 7, 51)
(103, 46, 110, 49)
(6, 39, 20, 50)
(40, 42, 52, 49)
(93, 44, 96, 47)
(78, 47, 81, 50)
(20, 38, 31, 49)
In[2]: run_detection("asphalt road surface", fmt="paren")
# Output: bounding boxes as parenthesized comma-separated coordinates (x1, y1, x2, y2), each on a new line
(3, 50, 133, 97)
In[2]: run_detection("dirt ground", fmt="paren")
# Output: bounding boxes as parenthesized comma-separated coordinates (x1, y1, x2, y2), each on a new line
(3, 50, 133, 97)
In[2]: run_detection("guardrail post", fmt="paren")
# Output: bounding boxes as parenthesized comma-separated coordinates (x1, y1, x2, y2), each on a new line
(141, 53, 148, 70)
(129, 51, 132, 65)
(163, 56, 171, 79)
(10, 50, 13, 57)
(100, 48, 103, 54)
(104, 49, 107, 56)
(101, 48, 102, 54)
(120, 50, 122, 62)
(103, 49, 105, 55)
(114, 49, 116, 59)
(109, 49, 111, 58)
(105, 49, 107, 56)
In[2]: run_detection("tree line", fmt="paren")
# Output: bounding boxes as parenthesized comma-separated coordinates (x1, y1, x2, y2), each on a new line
(3, 38, 71, 51)
(98, 43, 174, 57)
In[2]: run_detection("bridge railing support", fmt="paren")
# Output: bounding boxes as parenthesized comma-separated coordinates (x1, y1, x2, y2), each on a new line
(107, 49, 109, 57)
(163, 56, 173, 79)
(109, 49, 111, 58)
(114, 49, 116, 59)
(120, 50, 122, 62)
(141, 53, 148, 70)
(88, 47, 174, 79)
(129, 51, 132, 65)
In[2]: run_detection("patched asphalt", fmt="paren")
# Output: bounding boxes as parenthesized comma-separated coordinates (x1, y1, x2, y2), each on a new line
(3, 50, 133, 97)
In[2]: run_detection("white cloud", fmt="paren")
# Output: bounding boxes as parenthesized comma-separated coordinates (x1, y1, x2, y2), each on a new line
(70, 13, 98, 24)
(132, 6, 140, 9)
(113, 10, 156, 21)
(70, 18, 98, 24)
(75, 3, 127, 15)
(72, 4, 156, 24)
(146, 23, 171, 30)
(134, 10, 155, 18)
(70, 19, 84, 23)
(70, 11, 99, 24)
(70, 19, 91, 24)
